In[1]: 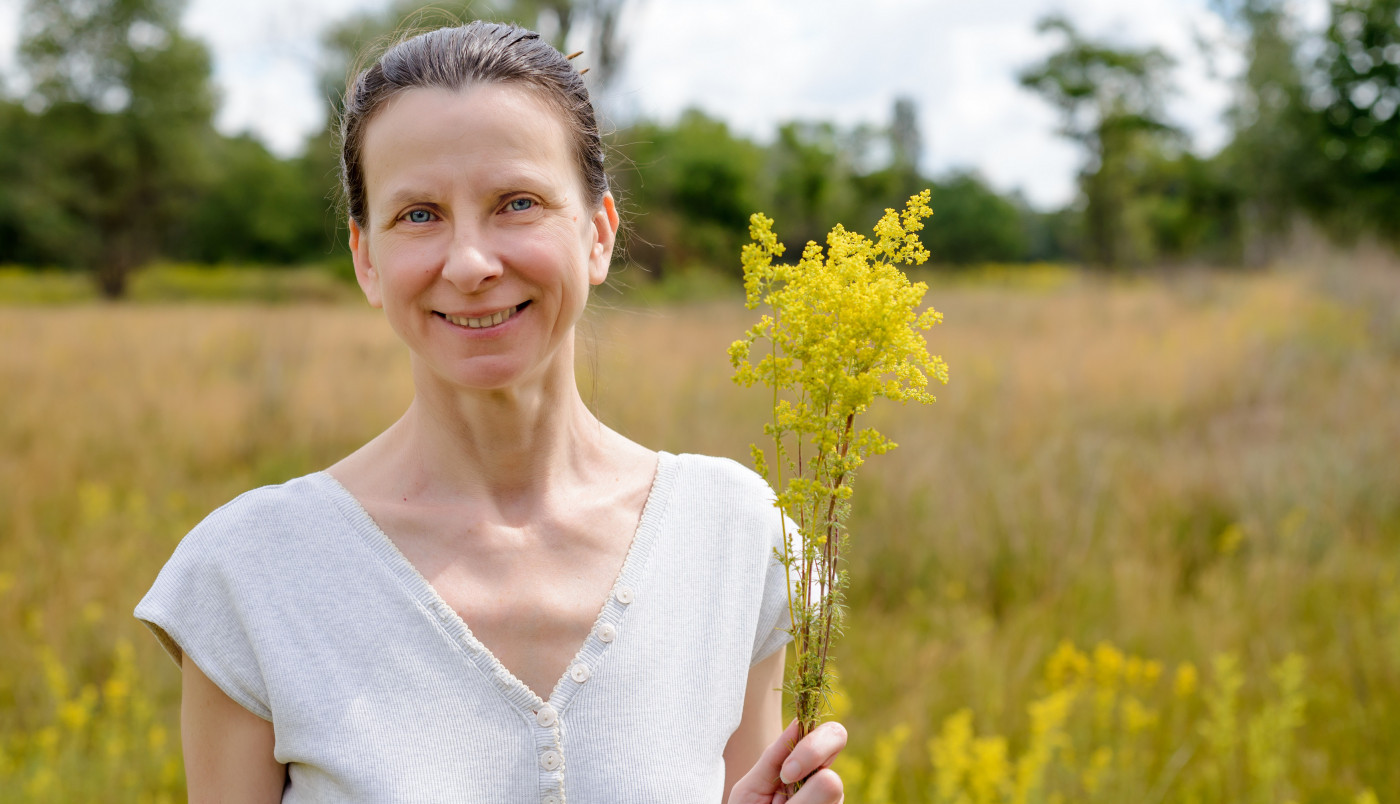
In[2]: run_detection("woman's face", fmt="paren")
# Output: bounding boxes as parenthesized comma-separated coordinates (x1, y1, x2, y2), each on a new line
(349, 83, 617, 393)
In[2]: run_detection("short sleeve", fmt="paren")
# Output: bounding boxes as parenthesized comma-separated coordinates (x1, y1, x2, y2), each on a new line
(750, 512, 797, 666)
(133, 499, 274, 721)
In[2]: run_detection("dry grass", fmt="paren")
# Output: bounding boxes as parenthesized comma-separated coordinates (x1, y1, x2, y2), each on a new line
(1, 261, 1397, 800)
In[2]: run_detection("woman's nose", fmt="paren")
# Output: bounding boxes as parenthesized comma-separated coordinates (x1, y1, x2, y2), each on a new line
(441, 228, 504, 291)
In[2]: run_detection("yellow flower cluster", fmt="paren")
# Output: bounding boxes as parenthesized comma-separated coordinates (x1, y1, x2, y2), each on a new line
(730, 191, 948, 742)
(3, 639, 184, 801)
(838, 640, 1379, 804)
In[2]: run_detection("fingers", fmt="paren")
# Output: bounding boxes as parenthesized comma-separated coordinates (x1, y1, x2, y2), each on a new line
(729, 720, 803, 804)
(778, 721, 848, 786)
(783, 768, 843, 804)
(750, 719, 803, 782)
(729, 720, 847, 804)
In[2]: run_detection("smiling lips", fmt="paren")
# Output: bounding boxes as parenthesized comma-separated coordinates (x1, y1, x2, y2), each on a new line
(438, 301, 529, 329)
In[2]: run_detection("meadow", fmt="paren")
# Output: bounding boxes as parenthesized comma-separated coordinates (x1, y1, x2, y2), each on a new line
(1, 256, 1397, 801)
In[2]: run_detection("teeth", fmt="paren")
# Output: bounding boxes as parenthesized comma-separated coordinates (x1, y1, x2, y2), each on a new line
(446, 305, 518, 329)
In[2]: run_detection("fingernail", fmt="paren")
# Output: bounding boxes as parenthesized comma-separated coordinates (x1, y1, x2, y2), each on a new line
(779, 761, 798, 784)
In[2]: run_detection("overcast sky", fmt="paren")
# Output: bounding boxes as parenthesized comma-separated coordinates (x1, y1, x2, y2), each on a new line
(0, 0, 1331, 209)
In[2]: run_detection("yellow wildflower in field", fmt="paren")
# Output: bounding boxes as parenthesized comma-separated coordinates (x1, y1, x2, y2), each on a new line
(1014, 688, 1076, 804)
(58, 685, 98, 731)
(1045, 640, 1090, 689)
(968, 736, 1011, 804)
(930, 709, 975, 800)
(1175, 662, 1199, 699)
(1092, 642, 1125, 689)
(908, 641, 1355, 804)
(1121, 696, 1158, 734)
(1081, 747, 1113, 794)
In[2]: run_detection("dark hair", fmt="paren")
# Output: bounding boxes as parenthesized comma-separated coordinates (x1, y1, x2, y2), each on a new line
(339, 22, 608, 229)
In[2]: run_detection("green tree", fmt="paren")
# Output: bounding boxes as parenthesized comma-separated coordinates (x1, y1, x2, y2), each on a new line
(610, 109, 765, 276)
(174, 134, 335, 265)
(845, 97, 933, 232)
(19, 0, 216, 297)
(767, 120, 863, 255)
(1211, 0, 1315, 263)
(1311, 0, 1400, 242)
(889, 96, 922, 180)
(1134, 148, 1242, 264)
(1020, 14, 1177, 269)
(921, 172, 1029, 264)
(0, 100, 42, 265)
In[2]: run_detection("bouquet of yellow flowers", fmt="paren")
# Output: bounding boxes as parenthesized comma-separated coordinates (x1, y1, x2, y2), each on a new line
(729, 190, 949, 773)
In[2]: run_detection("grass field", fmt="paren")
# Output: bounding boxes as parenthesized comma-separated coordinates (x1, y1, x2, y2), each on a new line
(1, 258, 1397, 801)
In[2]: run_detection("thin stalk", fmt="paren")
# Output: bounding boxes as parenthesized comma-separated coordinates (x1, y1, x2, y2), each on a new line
(813, 413, 855, 711)
(768, 313, 800, 664)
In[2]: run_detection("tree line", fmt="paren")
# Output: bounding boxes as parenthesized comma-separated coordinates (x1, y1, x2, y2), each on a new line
(0, 0, 1396, 298)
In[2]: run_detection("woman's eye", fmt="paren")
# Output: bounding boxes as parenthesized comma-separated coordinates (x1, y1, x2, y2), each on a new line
(405, 209, 433, 223)
(506, 198, 535, 212)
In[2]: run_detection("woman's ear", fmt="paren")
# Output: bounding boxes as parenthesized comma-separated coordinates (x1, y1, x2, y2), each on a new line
(587, 193, 620, 286)
(349, 218, 383, 309)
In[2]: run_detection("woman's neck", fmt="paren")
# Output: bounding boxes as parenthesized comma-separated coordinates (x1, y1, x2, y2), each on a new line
(385, 350, 608, 502)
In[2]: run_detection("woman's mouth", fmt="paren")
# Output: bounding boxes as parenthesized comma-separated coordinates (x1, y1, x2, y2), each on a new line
(436, 301, 529, 329)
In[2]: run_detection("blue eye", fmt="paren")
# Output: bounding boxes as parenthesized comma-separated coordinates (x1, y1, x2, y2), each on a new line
(406, 209, 433, 223)
(507, 198, 535, 212)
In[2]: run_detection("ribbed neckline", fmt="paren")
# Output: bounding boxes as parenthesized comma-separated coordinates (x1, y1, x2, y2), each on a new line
(310, 451, 678, 718)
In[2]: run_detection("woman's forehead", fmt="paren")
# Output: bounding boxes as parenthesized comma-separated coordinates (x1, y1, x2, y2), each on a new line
(360, 84, 577, 200)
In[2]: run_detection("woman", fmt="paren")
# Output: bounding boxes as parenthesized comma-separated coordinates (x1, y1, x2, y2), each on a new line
(135, 21, 846, 803)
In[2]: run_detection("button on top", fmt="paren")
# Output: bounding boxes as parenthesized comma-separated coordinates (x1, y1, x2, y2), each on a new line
(596, 622, 617, 643)
(535, 704, 558, 728)
(540, 750, 562, 771)
(615, 585, 635, 605)
(570, 663, 591, 683)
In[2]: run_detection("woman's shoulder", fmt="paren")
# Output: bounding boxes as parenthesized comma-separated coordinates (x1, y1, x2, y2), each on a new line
(179, 472, 343, 554)
(666, 452, 779, 527)
(199, 471, 333, 521)
(671, 452, 772, 494)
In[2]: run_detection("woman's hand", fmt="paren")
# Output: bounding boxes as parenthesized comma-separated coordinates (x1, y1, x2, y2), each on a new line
(727, 719, 847, 804)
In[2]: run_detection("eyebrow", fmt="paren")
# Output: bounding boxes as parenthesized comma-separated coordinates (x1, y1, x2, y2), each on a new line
(379, 188, 431, 214)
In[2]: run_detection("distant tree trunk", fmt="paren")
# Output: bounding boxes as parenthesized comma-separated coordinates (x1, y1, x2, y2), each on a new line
(97, 259, 132, 299)
(1084, 170, 1116, 268)
(95, 223, 143, 299)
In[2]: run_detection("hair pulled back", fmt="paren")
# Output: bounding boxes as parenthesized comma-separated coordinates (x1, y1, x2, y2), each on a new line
(339, 22, 608, 229)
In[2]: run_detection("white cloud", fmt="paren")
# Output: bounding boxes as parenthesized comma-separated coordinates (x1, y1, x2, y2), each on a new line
(0, 0, 21, 95)
(183, 0, 386, 155)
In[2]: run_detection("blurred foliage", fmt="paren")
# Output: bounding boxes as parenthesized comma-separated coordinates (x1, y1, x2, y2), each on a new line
(1310, 0, 1400, 242)
(7, 0, 216, 298)
(1211, 0, 1314, 265)
(165, 134, 335, 265)
(0, 264, 358, 305)
(2, 0, 1400, 295)
(1020, 14, 1179, 269)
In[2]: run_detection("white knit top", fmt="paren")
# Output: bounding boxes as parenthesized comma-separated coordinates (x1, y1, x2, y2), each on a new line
(134, 452, 792, 803)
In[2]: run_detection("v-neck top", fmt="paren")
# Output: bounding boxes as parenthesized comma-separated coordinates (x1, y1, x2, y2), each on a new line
(134, 452, 793, 803)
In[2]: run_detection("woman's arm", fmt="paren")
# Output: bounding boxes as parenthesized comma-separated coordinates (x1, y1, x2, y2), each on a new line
(181, 654, 287, 803)
(723, 649, 786, 797)
(724, 650, 847, 803)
